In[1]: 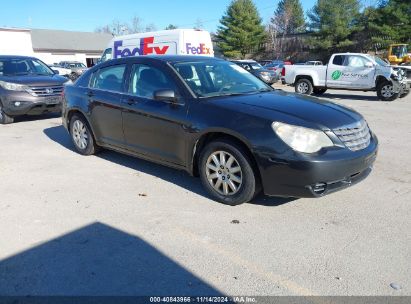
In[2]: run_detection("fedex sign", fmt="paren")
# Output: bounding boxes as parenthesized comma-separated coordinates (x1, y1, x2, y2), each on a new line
(114, 37, 170, 58)
(186, 43, 212, 55)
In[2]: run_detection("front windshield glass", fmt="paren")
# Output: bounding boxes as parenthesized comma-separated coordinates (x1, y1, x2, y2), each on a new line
(250, 62, 263, 70)
(173, 60, 271, 98)
(69, 63, 86, 68)
(0, 58, 54, 76)
(371, 56, 389, 66)
(392, 45, 407, 58)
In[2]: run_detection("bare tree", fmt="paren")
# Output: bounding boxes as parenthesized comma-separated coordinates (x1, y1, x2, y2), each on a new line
(145, 23, 157, 32)
(130, 16, 143, 33)
(194, 18, 204, 30)
(94, 16, 158, 36)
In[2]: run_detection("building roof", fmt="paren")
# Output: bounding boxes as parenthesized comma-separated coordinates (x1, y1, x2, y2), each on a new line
(31, 29, 112, 53)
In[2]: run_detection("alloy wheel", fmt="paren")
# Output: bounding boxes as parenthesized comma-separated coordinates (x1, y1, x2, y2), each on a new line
(297, 82, 309, 93)
(381, 84, 394, 98)
(72, 120, 88, 150)
(205, 151, 243, 196)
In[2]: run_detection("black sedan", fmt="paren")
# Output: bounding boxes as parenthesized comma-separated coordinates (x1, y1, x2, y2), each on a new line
(231, 60, 278, 84)
(62, 56, 378, 205)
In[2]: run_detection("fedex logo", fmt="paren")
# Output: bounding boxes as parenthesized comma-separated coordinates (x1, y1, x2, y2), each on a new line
(186, 43, 211, 55)
(114, 37, 170, 58)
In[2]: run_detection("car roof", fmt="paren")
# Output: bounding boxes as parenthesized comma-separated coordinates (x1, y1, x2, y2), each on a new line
(231, 59, 257, 63)
(101, 55, 225, 66)
(0, 55, 38, 60)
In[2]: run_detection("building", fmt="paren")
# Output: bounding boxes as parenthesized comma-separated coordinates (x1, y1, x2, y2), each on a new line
(0, 27, 112, 67)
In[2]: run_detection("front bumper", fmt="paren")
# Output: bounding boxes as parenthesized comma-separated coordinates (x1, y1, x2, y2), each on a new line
(255, 134, 378, 198)
(1, 92, 62, 117)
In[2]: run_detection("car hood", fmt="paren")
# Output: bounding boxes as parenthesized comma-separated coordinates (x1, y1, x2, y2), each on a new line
(0, 74, 68, 86)
(209, 90, 364, 130)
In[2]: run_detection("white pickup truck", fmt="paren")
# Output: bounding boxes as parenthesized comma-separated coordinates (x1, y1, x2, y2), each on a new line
(284, 53, 410, 101)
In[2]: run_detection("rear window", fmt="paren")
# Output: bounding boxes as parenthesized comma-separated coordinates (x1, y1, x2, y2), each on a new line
(90, 64, 126, 92)
(332, 55, 345, 66)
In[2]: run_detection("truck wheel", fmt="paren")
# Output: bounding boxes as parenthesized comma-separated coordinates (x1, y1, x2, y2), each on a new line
(295, 79, 313, 95)
(0, 102, 14, 124)
(199, 139, 258, 205)
(377, 81, 399, 101)
(313, 88, 327, 95)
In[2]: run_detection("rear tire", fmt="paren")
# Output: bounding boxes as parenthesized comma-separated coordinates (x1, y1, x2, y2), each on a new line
(295, 78, 313, 95)
(0, 102, 14, 124)
(377, 80, 399, 101)
(199, 139, 258, 205)
(69, 114, 98, 155)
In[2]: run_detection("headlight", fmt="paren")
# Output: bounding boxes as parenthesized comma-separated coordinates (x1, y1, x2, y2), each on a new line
(0, 80, 29, 91)
(272, 121, 334, 153)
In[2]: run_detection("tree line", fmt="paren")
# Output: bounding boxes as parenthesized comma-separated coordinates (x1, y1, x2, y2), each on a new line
(95, 0, 411, 60)
(217, 0, 410, 60)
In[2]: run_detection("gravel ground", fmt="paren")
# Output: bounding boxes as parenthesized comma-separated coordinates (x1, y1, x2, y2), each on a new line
(0, 85, 410, 296)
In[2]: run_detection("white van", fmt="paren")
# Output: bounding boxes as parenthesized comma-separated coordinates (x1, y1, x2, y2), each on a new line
(100, 29, 214, 62)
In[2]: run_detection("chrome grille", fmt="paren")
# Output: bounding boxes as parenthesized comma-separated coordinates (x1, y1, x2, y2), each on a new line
(28, 86, 63, 97)
(333, 120, 371, 151)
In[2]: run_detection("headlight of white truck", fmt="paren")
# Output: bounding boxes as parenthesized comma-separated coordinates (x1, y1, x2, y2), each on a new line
(272, 121, 334, 153)
(0, 80, 30, 92)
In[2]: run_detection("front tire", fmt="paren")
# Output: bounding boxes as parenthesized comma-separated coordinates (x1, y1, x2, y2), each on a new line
(295, 78, 313, 95)
(69, 114, 98, 155)
(377, 81, 399, 101)
(199, 139, 258, 205)
(0, 102, 14, 124)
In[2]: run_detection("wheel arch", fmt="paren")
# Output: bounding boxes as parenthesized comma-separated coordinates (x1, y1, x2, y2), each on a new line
(67, 108, 97, 140)
(191, 131, 262, 189)
(295, 75, 314, 85)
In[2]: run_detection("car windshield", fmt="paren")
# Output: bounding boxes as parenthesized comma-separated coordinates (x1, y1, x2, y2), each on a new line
(67, 62, 86, 68)
(173, 60, 271, 98)
(0, 58, 54, 76)
(249, 62, 263, 70)
(371, 56, 389, 66)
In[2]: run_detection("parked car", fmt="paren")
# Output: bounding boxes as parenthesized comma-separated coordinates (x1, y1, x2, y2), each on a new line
(100, 29, 214, 62)
(305, 61, 323, 66)
(264, 60, 292, 83)
(62, 55, 378, 205)
(59, 61, 88, 80)
(257, 60, 272, 66)
(49, 64, 71, 77)
(231, 59, 278, 84)
(0, 55, 69, 124)
(284, 53, 410, 101)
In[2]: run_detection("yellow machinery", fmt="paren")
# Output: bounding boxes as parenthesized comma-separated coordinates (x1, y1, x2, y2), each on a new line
(387, 44, 411, 65)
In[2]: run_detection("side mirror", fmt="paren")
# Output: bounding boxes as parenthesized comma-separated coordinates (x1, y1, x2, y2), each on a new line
(52, 69, 60, 75)
(365, 62, 374, 68)
(153, 90, 178, 103)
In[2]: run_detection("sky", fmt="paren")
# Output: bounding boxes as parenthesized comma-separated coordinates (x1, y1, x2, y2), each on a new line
(0, 0, 315, 33)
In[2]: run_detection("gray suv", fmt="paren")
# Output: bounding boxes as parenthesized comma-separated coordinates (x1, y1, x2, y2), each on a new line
(0, 56, 69, 124)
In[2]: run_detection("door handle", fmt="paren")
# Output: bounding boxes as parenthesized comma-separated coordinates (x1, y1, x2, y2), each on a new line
(86, 91, 94, 97)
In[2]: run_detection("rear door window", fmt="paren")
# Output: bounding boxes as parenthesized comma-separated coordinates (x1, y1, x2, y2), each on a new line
(332, 55, 345, 66)
(91, 65, 126, 92)
(128, 64, 177, 99)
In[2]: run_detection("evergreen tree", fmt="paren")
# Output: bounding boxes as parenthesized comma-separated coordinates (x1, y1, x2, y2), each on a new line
(217, 0, 266, 58)
(308, 0, 361, 52)
(271, 0, 305, 34)
(368, 0, 411, 45)
(165, 24, 178, 30)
